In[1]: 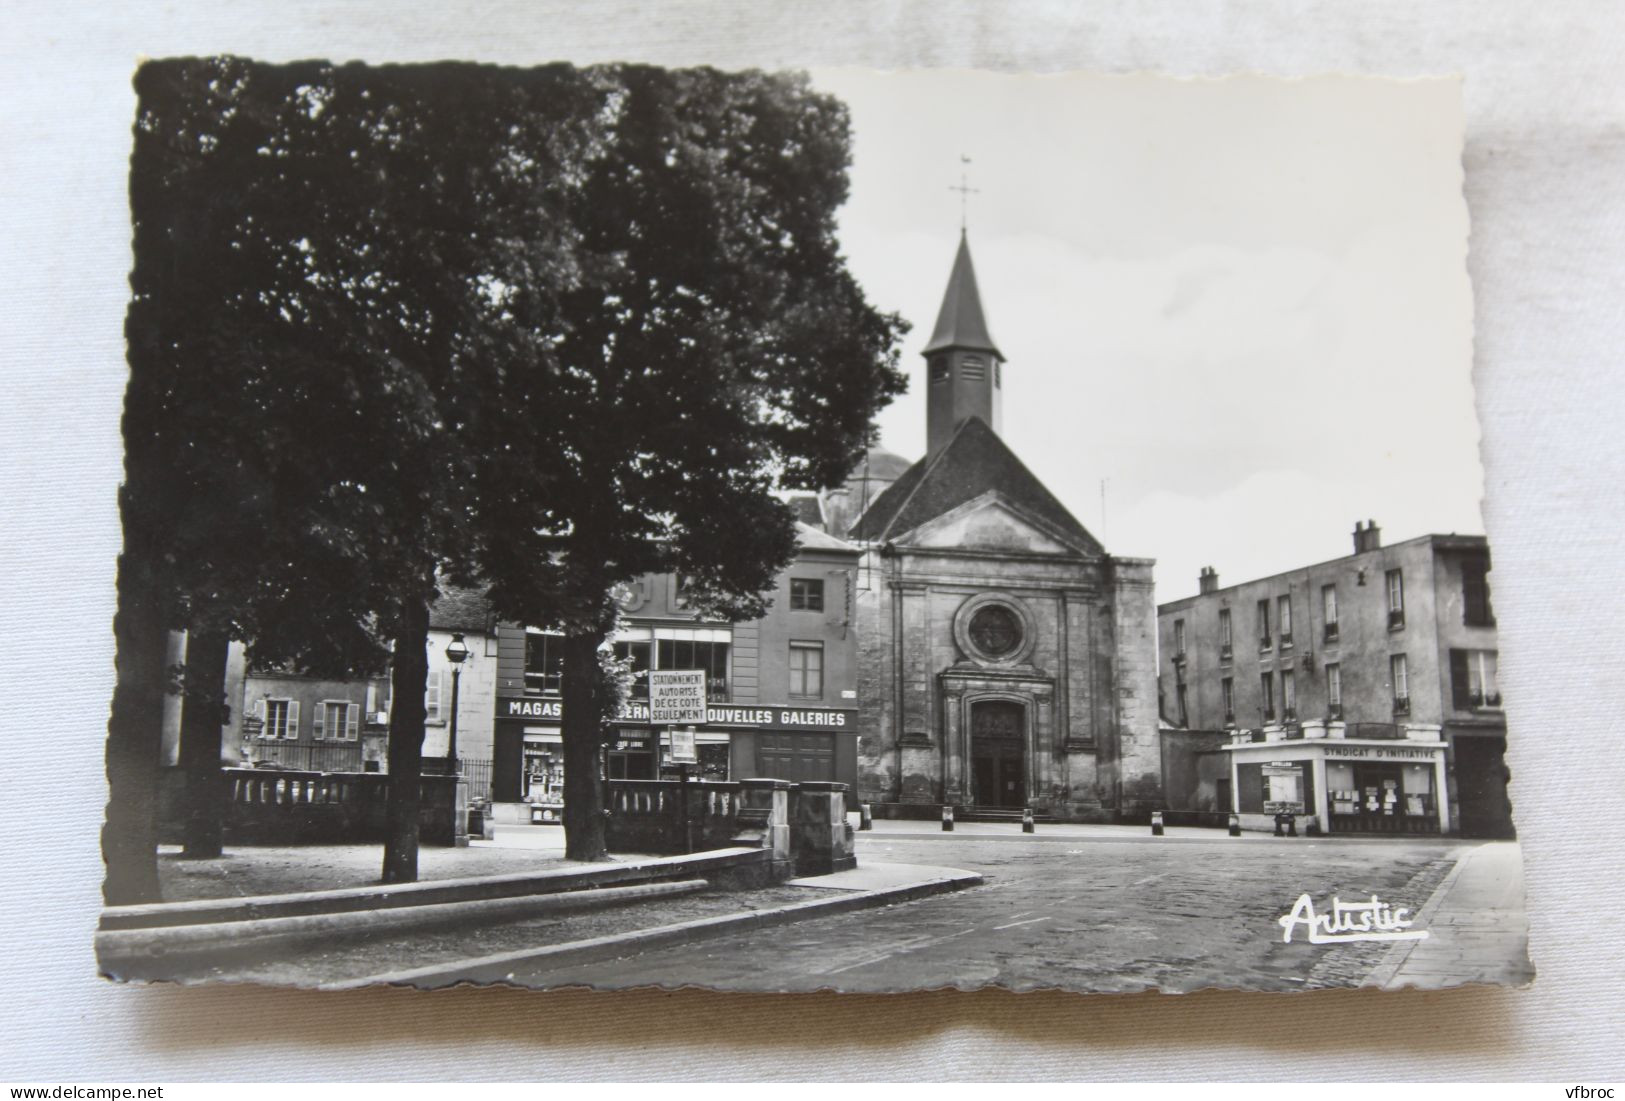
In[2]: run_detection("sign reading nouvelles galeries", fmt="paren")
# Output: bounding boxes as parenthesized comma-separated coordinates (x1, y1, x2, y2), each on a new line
(498, 695, 855, 731)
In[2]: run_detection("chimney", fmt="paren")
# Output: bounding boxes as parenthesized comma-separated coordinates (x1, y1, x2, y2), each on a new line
(1198, 566, 1219, 595)
(1353, 520, 1383, 554)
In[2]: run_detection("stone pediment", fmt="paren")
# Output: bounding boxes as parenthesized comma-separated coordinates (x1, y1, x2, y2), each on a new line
(897, 491, 1090, 556)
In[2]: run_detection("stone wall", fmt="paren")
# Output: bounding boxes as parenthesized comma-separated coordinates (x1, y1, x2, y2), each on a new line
(1112, 556, 1164, 819)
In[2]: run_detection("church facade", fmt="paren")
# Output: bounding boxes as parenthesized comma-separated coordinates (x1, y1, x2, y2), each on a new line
(819, 234, 1163, 821)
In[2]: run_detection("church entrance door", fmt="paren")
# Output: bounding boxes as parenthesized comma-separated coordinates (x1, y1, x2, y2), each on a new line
(970, 699, 1026, 808)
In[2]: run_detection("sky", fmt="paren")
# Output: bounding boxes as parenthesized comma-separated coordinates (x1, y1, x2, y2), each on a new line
(807, 71, 1481, 602)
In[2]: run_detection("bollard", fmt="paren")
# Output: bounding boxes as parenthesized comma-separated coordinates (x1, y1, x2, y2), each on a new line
(1228, 813, 1242, 837)
(1150, 810, 1164, 836)
(859, 803, 873, 831)
(1022, 807, 1035, 834)
(941, 804, 955, 832)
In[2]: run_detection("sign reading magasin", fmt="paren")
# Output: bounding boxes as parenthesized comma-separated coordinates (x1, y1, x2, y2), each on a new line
(499, 694, 855, 730)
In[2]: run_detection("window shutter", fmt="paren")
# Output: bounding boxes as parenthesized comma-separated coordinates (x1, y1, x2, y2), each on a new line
(286, 700, 301, 740)
(313, 703, 325, 740)
(256, 697, 266, 724)
(1450, 649, 1471, 710)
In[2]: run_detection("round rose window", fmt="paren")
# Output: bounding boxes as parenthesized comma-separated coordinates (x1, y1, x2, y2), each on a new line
(968, 604, 1023, 659)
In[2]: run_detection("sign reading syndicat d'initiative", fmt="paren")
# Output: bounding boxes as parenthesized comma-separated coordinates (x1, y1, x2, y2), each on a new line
(499, 694, 855, 730)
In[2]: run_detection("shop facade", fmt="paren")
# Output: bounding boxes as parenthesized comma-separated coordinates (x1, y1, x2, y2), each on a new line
(489, 693, 859, 813)
(1222, 720, 1449, 835)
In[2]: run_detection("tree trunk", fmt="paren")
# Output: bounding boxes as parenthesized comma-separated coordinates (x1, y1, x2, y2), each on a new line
(382, 596, 431, 884)
(178, 629, 231, 859)
(103, 547, 169, 906)
(561, 629, 610, 862)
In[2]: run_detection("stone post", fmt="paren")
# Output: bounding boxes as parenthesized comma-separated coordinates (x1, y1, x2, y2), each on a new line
(733, 778, 794, 882)
(791, 782, 857, 876)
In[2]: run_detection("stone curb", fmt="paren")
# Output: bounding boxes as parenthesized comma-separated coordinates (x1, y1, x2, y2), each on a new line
(322, 868, 985, 989)
(101, 847, 765, 930)
(1367, 843, 1479, 989)
(98, 878, 710, 980)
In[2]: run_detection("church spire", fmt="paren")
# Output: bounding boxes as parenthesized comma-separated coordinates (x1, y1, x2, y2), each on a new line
(924, 233, 1005, 457)
(923, 231, 1003, 360)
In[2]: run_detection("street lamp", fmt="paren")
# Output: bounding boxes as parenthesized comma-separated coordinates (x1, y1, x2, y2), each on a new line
(444, 632, 471, 768)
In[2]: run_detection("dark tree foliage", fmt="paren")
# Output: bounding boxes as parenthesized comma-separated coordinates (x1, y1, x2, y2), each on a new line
(114, 57, 904, 893)
(470, 66, 908, 860)
(120, 58, 598, 891)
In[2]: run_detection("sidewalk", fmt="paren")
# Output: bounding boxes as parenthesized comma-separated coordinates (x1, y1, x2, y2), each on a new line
(1372, 840, 1534, 989)
(158, 836, 570, 901)
(856, 817, 1274, 842)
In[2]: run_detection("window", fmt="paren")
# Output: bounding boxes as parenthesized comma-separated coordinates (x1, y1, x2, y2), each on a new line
(1218, 608, 1233, 658)
(930, 355, 950, 383)
(1173, 619, 1187, 658)
(1260, 672, 1275, 721)
(789, 577, 825, 612)
(525, 632, 564, 695)
(1221, 676, 1235, 724)
(1386, 569, 1406, 629)
(1278, 595, 1294, 649)
(1463, 556, 1495, 627)
(1390, 653, 1410, 715)
(1280, 669, 1297, 721)
(789, 641, 824, 698)
(612, 640, 652, 698)
(263, 698, 297, 740)
(1322, 584, 1339, 642)
(315, 700, 358, 742)
(673, 574, 696, 609)
(425, 667, 445, 722)
(1451, 649, 1501, 710)
(1175, 683, 1189, 727)
(1326, 662, 1342, 718)
(1257, 599, 1272, 648)
(656, 638, 730, 699)
(961, 354, 986, 381)
(995, 361, 1002, 388)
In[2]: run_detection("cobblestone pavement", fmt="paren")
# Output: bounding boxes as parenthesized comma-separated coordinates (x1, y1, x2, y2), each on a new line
(498, 830, 1495, 994)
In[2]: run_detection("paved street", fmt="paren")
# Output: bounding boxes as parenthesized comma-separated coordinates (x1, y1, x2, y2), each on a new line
(478, 824, 1525, 994)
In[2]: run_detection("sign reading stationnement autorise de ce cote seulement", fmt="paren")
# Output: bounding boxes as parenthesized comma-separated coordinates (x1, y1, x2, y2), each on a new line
(649, 669, 708, 725)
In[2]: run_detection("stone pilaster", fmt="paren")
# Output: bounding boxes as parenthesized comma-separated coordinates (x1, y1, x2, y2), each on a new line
(1111, 556, 1163, 818)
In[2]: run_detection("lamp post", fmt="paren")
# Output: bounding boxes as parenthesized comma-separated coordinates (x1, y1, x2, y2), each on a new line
(444, 632, 471, 768)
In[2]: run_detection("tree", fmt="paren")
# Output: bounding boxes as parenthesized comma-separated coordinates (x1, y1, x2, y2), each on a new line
(472, 66, 908, 861)
(115, 58, 902, 895)
(121, 58, 603, 890)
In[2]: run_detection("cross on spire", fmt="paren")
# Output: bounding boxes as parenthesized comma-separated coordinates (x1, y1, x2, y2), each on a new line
(948, 154, 979, 232)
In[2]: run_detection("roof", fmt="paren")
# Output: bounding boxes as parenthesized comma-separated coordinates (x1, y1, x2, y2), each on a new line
(795, 520, 861, 556)
(922, 232, 1003, 359)
(785, 492, 825, 528)
(855, 445, 915, 483)
(1154, 532, 1491, 612)
(849, 416, 1102, 553)
(429, 585, 494, 631)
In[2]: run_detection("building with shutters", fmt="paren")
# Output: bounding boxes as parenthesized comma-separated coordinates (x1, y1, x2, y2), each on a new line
(237, 590, 496, 776)
(1156, 522, 1514, 838)
(814, 233, 1164, 822)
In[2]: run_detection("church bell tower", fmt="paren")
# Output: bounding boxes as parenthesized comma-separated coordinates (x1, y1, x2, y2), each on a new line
(924, 231, 1005, 457)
